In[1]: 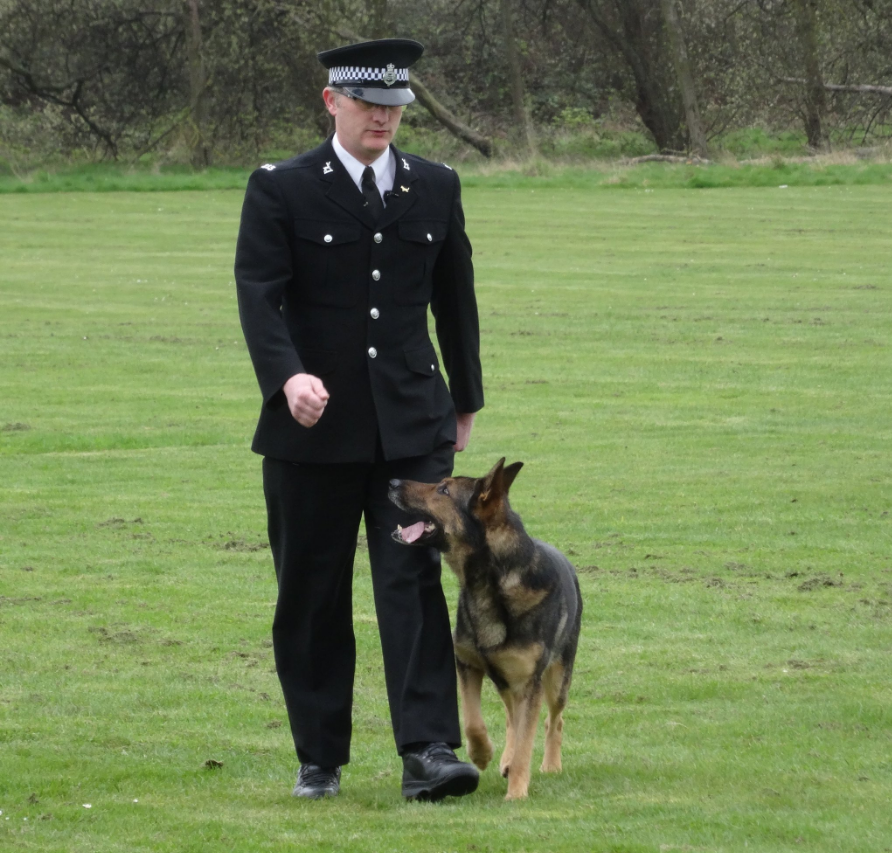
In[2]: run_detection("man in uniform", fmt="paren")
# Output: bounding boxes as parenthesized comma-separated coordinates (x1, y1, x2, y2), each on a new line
(234, 38, 483, 801)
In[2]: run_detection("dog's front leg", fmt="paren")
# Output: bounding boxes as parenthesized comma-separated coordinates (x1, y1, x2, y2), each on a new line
(457, 660, 493, 770)
(503, 684, 543, 800)
(498, 688, 516, 779)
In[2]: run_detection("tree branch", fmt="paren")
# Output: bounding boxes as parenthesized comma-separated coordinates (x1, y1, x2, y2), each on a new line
(779, 77, 892, 97)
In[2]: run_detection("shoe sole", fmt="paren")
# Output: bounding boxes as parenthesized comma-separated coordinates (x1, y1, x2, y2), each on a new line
(402, 769, 479, 802)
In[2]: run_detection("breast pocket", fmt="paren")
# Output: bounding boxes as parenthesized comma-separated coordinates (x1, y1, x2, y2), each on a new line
(293, 219, 363, 307)
(394, 220, 448, 305)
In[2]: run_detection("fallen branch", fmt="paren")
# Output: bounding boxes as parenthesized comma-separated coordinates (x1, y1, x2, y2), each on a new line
(780, 77, 892, 97)
(407, 73, 493, 158)
(629, 154, 711, 164)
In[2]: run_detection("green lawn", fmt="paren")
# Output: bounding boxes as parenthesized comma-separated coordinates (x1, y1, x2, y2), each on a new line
(1, 181, 890, 852)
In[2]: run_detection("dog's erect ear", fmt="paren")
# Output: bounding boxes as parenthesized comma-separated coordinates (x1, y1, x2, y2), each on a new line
(473, 458, 523, 509)
(501, 461, 523, 492)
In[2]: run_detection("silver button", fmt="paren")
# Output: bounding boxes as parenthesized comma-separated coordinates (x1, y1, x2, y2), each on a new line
(427, 233, 433, 242)
(368, 347, 377, 358)
(374, 233, 383, 243)
(371, 270, 381, 281)
(370, 308, 380, 319)
(324, 234, 333, 243)
(430, 364, 436, 372)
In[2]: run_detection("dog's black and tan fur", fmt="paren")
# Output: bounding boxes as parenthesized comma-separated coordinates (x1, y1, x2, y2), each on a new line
(388, 458, 582, 799)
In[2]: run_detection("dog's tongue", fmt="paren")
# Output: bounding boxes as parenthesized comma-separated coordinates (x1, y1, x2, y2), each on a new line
(400, 521, 427, 543)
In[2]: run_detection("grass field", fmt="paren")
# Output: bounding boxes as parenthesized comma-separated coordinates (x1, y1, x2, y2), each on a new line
(1, 178, 891, 852)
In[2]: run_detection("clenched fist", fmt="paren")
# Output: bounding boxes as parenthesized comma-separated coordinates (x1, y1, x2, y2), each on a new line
(283, 373, 330, 428)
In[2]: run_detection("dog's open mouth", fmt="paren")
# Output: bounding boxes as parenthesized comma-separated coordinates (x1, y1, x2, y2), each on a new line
(394, 520, 438, 544)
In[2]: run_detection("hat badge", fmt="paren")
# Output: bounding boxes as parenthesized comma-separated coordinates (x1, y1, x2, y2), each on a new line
(382, 63, 397, 87)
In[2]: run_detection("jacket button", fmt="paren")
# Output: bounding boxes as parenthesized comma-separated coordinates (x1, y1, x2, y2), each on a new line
(370, 308, 380, 319)
(431, 364, 436, 372)
(324, 234, 333, 243)
(371, 270, 381, 281)
(368, 347, 377, 358)
(374, 233, 383, 243)
(427, 233, 432, 242)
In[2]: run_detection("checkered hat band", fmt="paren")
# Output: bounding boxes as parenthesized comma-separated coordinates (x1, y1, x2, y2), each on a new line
(328, 65, 410, 85)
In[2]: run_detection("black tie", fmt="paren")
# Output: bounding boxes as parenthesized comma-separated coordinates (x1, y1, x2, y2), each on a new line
(361, 166, 384, 220)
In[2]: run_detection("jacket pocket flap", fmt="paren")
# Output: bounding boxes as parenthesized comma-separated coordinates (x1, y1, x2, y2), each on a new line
(398, 220, 448, 244)
(405, 344, 439, 376)
(294, 220, 361, 246)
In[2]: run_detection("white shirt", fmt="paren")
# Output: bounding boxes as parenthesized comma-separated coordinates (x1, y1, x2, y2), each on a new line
(332, 134, 395, 203)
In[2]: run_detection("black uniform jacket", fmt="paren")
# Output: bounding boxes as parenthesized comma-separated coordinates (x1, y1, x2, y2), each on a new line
(235, 137, 484, 464)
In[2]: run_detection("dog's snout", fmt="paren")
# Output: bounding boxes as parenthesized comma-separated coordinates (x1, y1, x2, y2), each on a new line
(388, 479, 402, 491)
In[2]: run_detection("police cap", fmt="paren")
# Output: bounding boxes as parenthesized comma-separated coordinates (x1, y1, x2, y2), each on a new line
(318, 38, 424, 107)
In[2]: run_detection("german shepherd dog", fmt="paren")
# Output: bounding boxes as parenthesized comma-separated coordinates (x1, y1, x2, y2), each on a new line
(388, 458, 582, 799)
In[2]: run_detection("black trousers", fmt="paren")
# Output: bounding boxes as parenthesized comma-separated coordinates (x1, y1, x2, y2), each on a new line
(262, 444, 460, 767)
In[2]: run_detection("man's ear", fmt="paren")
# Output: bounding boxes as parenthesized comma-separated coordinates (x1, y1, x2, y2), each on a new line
(322, 87, 339, 117)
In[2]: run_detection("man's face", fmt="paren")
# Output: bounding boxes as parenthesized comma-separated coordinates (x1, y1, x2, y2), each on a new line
(323, 88, 403, 164)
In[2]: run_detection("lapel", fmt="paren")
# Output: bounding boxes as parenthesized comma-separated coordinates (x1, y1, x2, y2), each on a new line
(378, 146, 419, 230)
(316, 139, 419, 231)
(316, 138, 377, 230)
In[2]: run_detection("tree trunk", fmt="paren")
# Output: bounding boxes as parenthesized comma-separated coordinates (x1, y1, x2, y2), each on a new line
(577, 0, 686, 152)
(660, 0, 708, 157)
(185, 0, 211, 168)
(791, 0, 826, 149)
(367, 0, 388, 39)
(498, 0, 537, 156)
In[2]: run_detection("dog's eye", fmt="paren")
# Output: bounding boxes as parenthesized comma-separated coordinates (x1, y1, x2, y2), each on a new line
(436, 483, 449, 496)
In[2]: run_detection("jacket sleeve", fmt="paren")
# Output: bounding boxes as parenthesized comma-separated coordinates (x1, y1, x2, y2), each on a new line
(430, 169, 484, 414)
(234, 168, 305, 406)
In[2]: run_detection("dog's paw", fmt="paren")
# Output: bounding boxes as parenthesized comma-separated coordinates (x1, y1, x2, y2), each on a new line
(468, 736, 493, 770)
(539, 758, 562, 773)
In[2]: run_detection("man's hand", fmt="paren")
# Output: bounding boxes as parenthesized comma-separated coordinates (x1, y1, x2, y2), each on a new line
(454, 412, 476, 452)
(283, 373, 330, 428)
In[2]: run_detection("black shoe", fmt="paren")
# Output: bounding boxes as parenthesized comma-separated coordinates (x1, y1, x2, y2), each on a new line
(292, 764, 340, 799)
(401, 742, 479, 801)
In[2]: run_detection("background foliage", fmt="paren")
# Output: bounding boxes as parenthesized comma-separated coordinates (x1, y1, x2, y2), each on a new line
(2, 0, 892, 169)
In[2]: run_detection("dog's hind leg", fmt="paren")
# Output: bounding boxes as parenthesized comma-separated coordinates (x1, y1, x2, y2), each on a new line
(457, 662, 493, 770)
(540, 661, 567, 773)
(503, 684, 544, 800)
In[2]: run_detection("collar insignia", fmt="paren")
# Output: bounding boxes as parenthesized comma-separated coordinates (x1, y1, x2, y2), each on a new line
(401, 185, 410, 193)
(401, 157, 410, 171)
(383, 64, 397, 87)
(323, 161, 334, 175)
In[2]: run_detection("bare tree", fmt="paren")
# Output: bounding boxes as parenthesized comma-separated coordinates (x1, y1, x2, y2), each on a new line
(660, 0, 708, 156)
(791, 0, 826, 148)
(498, 0, 537, 155)
(184, 0, 211, 167)
(576, 0, 686, 151)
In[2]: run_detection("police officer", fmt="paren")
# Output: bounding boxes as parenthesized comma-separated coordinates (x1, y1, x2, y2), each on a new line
(234, 38, 484, 801)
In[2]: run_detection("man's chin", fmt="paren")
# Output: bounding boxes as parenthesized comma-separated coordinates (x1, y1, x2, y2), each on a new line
(363, 133, 391, 150)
